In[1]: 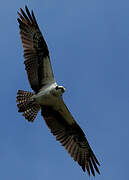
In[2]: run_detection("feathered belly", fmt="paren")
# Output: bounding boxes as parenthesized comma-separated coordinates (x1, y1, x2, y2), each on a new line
(34, 91, 58, 107)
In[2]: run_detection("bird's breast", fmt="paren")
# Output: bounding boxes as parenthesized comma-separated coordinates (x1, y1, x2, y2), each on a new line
(34, 89, 59, 107)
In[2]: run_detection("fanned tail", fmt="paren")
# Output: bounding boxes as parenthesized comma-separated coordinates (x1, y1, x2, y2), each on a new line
(16, 90, 40, 122)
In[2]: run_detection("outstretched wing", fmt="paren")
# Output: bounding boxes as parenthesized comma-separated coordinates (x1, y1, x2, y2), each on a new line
(41, 99, 100, 176)
(17, 6, 55, 93)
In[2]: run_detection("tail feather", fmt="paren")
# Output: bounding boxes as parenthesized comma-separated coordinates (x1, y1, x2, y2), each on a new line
(16, 90, 40, 122)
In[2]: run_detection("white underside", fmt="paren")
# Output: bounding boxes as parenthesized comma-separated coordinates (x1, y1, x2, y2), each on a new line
(32, 82, 75, 125)
(33, 82, 58, 106)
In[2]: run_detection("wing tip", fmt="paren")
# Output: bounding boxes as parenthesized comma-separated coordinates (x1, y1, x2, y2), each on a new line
(17, 6, 39, 28)
(25, 5, 28, 10)
(80, 151, 100, 176)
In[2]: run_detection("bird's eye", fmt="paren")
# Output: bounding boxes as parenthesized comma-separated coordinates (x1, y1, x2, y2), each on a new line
(55, 86, 59, 90)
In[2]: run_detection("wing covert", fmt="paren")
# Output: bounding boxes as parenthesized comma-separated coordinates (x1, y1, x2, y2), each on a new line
(18, 6, 55, 92)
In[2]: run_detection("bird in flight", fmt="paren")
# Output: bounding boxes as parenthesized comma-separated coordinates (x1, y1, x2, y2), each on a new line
(16, 6, 100, 176)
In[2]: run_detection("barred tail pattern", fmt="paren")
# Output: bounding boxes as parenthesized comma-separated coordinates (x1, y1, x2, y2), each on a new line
(16, 90, 40, 122)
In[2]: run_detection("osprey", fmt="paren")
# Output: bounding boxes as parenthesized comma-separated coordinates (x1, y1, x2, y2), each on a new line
(16, 6, 100, 176)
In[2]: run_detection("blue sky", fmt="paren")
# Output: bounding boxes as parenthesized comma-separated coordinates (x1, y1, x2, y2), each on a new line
(0, 0, 129, 179)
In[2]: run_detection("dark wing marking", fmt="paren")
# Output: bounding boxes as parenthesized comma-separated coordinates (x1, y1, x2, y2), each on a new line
(41, 103, 100, 176)
(17, 6, 55, 92)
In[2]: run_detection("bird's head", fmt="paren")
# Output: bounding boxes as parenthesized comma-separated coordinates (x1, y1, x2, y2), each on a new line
(53, 85, 66, 96)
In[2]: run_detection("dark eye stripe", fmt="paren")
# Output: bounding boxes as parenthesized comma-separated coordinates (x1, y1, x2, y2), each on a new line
(55, 86, 59, 90)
